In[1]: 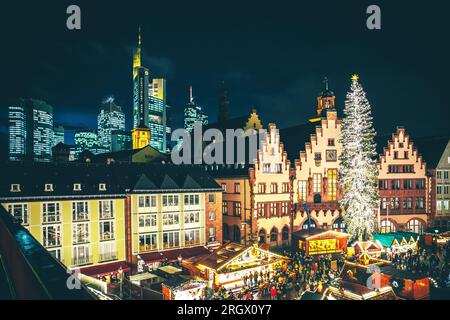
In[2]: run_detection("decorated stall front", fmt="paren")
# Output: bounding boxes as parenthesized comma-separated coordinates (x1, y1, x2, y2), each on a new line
(191, 242, 288, 289)
(161, 276, 207, 300)
(373, 232, 420, 254)
(292, 229, 350, 256)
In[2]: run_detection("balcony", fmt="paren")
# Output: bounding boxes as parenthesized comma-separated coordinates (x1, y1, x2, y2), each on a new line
(71, 255, 93, 267)
(98, 251, 118, 263)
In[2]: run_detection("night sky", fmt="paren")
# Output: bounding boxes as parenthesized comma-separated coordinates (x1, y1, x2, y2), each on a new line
(1, 0, 449, 149)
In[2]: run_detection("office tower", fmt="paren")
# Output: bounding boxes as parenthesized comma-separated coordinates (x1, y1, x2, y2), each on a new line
(74, 129, 98, 158)
(53, 125, 65, 146)
(8, 98, 54, 162)
(184, 85, 208, 133)
(218, 81, 230, 124)
(165, 103, 172, 152)
(97, 96, 126, 151)
(111, 130, 131, 152)
(132, 29, 149, 129)
(148, 78, 167, 153)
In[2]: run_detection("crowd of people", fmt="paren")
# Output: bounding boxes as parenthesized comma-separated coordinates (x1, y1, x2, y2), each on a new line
(211, 250, 346, 300)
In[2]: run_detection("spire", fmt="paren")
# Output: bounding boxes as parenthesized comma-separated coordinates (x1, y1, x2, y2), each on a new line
(133, 27, 142, 79)
(138, 26, 142, 46)
(323, 76, 329, 91)
(189, 85, 194, 103)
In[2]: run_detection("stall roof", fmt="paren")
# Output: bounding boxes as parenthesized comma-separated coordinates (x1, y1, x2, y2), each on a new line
(373, 232, 420, 248)
(292, 228, 351, 240)
(379, 264, 429, 281)
(158, 265, 182, 275)
(161, 275, 205, 290)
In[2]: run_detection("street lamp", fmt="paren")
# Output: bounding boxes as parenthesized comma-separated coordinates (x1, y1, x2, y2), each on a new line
(118, 266, 123, 299)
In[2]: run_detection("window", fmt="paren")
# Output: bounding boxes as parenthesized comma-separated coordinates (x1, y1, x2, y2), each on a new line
(45, 184, 53, 192)
(282, 183, 289, 193)
(257, 203, 265, 216)
(184, 211, 200, 224)
(415, 179, 425, 189)
(184, 229, 200, 246)
(48, 249, 62, 261)
(222, 202, 228, 214)
(381, 220, 396, 233)
(403, 197, 412, 209)
(184, 194, 200, 206)
(270, 202, 277, 216)
(437, 171, 443, 179)
(404, 180, 413, 190)
(282, 202, 288, 214)
(163, 212, 180, 225)
(444, 171, 449, 179)
(209, 211, 216, 221)
(10, 184, 20, 192)
(72, 201, 89, 221)
(270, 183, 278, 193)
(73, 183, 81, 191)
(138, 195, 157, 208)
(139, 214, 157, 228)
(221, 183, 227, 192)
(8, 204, 29, 225)
(437, 200, 442, 211)
(333, 218, 346, 232)
(263, 164, 270, 173)
(381, 198, 388, 210)
(328, 138, 335, 146)
(404, 151, 409, 159)
(328, 169, 337, 200)
(444, 186, 450, 195)
(314, 152, 322, 161)
(274, 164, 282, 173)
(393, 197, 400, 209)
(99, 200, 114, 219)
(208, 194, 215, 203)
(234, 202, 241, 216)
(415, 197, 425, 209)
(403, 165, 413, 173)
(282, 226, 289, 241)
(406, 219, 424, 234)
(234, 183, 241, 194)
(99, 221, 115, 241)
(270, 228, 278, 242)
(258, 183, 266, 193)
(99, 242, 117, 262)
(443, 200, 450, 210)
(43, 225, 61, 247)
(394, 151, 398, 159)
(326, 150, 337, 162)
(162, 195, 179, 207)
(313, 174, 322, 193)
(163, 231, 180, 249)
(379, 180, 388, 190)
(139, 233, 157, 252)
(99, 183, 107, 191)
(437, 186, 442, 195)
(391, 180, 401, 190)
(72, 222, 89, 244)
(298, 181, 307, 201)
(72, 245, 91, 266)
(208, 227, 216, 242)
(42, 203, 61, 223)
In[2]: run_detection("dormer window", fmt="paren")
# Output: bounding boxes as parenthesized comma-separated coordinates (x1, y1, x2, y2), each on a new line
(45, 184, 53, 192)
(99, 183, 106, 191)
(10, 184, 21, 192)
(73, 184, 82, 191)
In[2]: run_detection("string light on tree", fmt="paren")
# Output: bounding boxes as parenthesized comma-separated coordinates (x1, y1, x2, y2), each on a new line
(339, 74, 379, 241)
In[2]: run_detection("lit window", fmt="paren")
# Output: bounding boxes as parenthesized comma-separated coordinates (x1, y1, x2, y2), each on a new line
(99, 183, 106, 191)
(10, 184, 20, 192)
(45, 184, 53, 192)
(298, 181, 307, 201)
(327, 169, 337, 200)
(73, 184, 81, 191)
(313, 174, 322, 193)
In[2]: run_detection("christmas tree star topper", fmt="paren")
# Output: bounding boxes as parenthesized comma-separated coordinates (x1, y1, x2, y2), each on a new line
(351, 74, 359, 81)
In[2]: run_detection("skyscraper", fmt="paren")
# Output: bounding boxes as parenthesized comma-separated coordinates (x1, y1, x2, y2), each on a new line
(74, 129, 98, 158)
(8, 98, 54, 162)
(111, 130, 131, 152)
(97, 96, 126, 151)
(148, 78, 167, 153)
(53, 125, 65, 146)
(184, 85, 208, 133)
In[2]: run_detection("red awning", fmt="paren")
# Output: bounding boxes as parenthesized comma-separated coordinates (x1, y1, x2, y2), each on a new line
(139, 246, 211, 264)
(79, 261, 130, 277)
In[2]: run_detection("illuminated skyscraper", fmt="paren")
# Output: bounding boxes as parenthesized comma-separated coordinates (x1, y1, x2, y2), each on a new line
(184, 85, 208, 133)
(53, 125, 65, 146)
(97, 96, 126, 151)
(8, 98, 54, 162)
(74, 129, 98, 158)
(111, 130, 131, 152)
(148, 78, 167, 153)
(132, 28, 149, 129)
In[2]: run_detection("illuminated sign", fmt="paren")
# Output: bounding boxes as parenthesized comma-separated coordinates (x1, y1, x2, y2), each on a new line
(309, 239, 340, 255)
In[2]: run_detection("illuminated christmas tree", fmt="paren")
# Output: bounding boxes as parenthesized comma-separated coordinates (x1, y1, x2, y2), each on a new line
(339, 75, 379, 241)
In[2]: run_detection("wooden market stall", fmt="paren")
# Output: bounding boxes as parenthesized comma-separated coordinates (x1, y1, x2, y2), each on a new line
(292, 229, 350, 256)
(186, 242, 288, 289)
(373, 232, 420, 254)
(161, 275, 207, 300)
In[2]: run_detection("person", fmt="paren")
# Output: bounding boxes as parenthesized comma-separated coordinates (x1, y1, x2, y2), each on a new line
(270, 285, 277, 300)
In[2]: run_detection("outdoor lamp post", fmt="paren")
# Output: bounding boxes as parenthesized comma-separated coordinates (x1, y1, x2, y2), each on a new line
(118, 266, 123, 299)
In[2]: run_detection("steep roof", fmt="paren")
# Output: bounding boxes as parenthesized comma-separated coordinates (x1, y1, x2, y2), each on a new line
(279, 122, 317, 164)
(0, 162, 222, 200)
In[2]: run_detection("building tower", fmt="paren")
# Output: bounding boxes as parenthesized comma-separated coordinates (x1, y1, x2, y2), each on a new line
(309, 77, 336, 123)
(218, 81, 229, 124)
(53, 125, 65, 146)
(148, 78, 167, 153)
(184, 85, 208, 133)
(132, 27, 150, 149)
(97, 96, 126, 151)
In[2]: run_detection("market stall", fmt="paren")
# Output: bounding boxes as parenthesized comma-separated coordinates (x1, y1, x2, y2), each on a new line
(352, 241, 384, 259)
(373, 232, 420, 254)
(189, 242, 288, 289)
(292, 229, 350, 256)
(161, 276, 207, 300)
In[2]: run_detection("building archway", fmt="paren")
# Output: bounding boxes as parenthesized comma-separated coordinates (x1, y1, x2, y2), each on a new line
(258, 229, 266, 244)
(406, 218, 425, 234)
(380, 219, 396, 233)
(282, 225, 289, 243)
(223, 223, 229, 241)
(270, 227, 278, 246)
(232, 225, 241, 243)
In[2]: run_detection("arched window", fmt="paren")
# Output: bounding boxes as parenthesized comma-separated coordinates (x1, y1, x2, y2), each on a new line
(270, 227, 278, 243)
(233, 225, 241, 243)
(282, 226, 289, 241)
(223, 223, 229, 241)
(380, 220, 396, 233)
(302, 220, 316, 230)
(406, 219, 424, 234)
(332, 217, 346, 232)
(259, 229, 266, 243)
